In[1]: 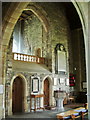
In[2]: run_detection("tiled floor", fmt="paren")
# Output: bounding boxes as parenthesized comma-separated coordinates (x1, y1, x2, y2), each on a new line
(7, 108, 70, 118)
(6, 103, 88, 119)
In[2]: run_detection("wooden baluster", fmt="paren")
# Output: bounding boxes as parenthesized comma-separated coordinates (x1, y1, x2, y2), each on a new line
(33, 56, 35, 62)
(30, 56, 32, 62)
(29, 56, 31, 62)
(17, 53, 18, 60)
(20, 54, 21, 60)
(28, 56, 30, 62)
(25, 55, 27, 61)
(35, 57, 36, 62)
(22, 55, 24, 61)
(14, 53, 16, 60)
(36, 57, 38, 63)
(32, 57, 33, 62)
(33, 56, 34, 62)
(25, 55, 26, 61)
(18, 54, 20, 60)
(21, 55, 22, 61)
(27, 55, 29, 61)
(26, 55, 28, 61)
(34, 56, 36, 62)
(17, 54, 18, 60)
(38, 57, 39, 63)
(24, 55, 25, 61)
(14, 53, 17, 60)
(20, 54, 21, 61)
(33, 57, 34, 62)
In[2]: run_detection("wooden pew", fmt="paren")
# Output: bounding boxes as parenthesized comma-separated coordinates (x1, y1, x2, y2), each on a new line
(56, 107, 88, 120)
(71, 112, 82, 120)
(73, 107, 88, 120)
(84, 103, 88, 109)
(57, 110, 79, 120)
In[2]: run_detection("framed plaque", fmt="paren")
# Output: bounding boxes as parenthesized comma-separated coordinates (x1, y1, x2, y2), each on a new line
(32, 77, 39, 93)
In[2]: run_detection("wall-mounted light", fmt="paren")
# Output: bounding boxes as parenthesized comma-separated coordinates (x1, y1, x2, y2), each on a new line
(74, 67, 77, 71)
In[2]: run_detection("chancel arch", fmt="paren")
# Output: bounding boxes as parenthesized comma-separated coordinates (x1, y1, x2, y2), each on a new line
(1, 1, 89, 119)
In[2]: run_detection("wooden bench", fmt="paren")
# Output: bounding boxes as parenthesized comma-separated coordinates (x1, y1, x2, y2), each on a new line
(56, 107, 88, 120)
(84, 103, 88, 109)
(57, 110, 79, 120)
(74, 107, 88, 120)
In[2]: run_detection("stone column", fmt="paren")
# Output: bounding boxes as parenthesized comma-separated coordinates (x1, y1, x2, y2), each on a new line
(0, 44, 8, 119)
(88, 2, 90, 119)
(0, 46, 3, 119)
(0, 2, 4, 119)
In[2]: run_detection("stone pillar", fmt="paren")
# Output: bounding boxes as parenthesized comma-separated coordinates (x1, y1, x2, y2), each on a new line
(0, 2, 4, 119)
(0, 44, 8, 119)
(0, 46, 3, 119)
(88, 2, 90, 119)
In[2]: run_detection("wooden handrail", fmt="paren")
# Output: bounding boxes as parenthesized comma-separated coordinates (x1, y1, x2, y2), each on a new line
(13, 53, 45, 64)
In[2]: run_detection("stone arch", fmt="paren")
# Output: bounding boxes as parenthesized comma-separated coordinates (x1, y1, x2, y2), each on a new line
(24, 4, 49, 32)
(9, 73, 28, 115)
(72, 2, 86, 30)
(2, 1, 89, 118)
(42, 75, 53, 106)
(71, 2, 87, 44)
(71, 2, 89, 118)
(2, 2, 29, 46)
(2, 3, 49, 46)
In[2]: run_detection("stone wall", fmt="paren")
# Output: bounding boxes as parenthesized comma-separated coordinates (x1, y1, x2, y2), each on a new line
(12, 2, 71, 73)
(2, 1, 88, 119)
(23, 15, 43, 55)
(5, 2, 71, 116)
(13, 14, 43, 56)
(36, 2, 70, 74)
(71, 28, 86, 91)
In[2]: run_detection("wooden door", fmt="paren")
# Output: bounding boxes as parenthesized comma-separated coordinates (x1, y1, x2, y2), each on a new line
(44, 79, 49, 107)
(12, 77, 23, 114)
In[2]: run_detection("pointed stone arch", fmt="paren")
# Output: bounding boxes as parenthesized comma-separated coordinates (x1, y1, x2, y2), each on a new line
(2, 2, 29, 46)
(2, 1, 89, 118)
(2, 3, 49, 46)
(24, 4, 49, 32)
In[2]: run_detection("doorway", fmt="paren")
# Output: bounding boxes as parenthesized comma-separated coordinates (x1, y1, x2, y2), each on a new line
(44, 78, 49, 108)
(12, 77, 24, 114)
